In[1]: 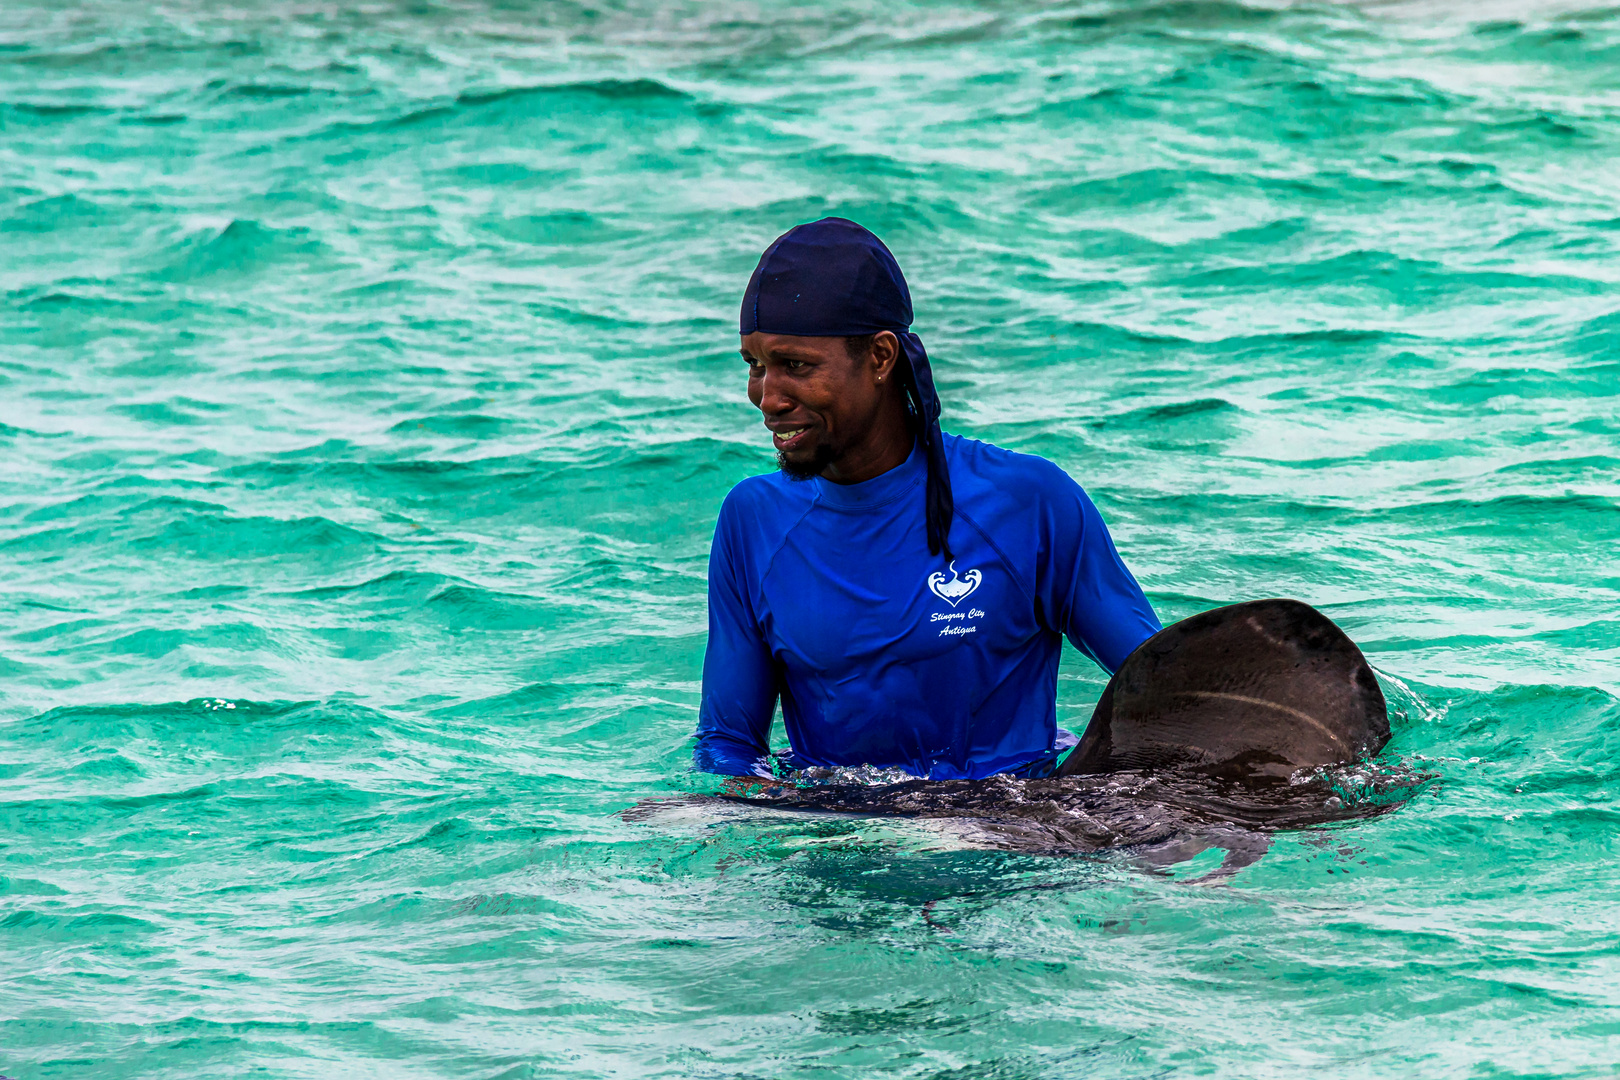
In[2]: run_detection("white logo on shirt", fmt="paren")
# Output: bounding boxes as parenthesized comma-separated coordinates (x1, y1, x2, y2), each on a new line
(927, 561, 982, 607)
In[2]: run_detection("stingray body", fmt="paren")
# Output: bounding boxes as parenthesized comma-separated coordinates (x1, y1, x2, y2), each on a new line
(633, 600, 1407, 874)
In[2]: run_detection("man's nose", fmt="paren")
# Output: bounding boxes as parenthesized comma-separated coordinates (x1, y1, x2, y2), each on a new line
(757, 369, 795, 414)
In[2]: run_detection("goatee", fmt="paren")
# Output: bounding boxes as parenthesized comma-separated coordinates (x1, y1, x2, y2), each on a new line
(777, 442, 840, 481)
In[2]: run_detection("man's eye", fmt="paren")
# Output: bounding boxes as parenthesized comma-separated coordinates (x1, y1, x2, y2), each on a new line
(786, 359, 805, 371)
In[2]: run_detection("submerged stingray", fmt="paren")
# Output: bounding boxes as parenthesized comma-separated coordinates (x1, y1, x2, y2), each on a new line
(630, 600, 1414, 877)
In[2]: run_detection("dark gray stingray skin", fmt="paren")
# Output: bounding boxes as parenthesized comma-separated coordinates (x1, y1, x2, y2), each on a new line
(630, 599, 1407, 875)
(1060, 598, 1389, 780)
(629, 764, 1421, 878)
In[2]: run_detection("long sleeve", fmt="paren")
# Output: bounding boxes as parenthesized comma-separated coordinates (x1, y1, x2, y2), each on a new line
(1037, 470, 1161, 673)
(693, 498, 778, 777)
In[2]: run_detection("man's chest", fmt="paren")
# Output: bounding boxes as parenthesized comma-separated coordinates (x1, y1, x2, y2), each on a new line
(755, 530, 1040, 671)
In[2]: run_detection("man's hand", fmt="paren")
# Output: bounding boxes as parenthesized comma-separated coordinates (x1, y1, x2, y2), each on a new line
(723, 774, 785, 797)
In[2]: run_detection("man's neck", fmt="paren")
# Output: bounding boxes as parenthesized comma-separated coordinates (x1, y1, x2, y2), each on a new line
(821, 416, 914, 486)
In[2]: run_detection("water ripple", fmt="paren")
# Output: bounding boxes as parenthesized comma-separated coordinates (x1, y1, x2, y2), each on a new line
(3, 0, 1620, 1076)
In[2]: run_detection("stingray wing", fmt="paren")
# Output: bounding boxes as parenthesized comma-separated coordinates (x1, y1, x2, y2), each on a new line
(1060, 598, 1389, 778)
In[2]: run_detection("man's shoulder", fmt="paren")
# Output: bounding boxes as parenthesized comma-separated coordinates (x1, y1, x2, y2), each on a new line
(717, 469, 816, 531)
(943, 433, 1082, 503)
(723, 468, 814, 505)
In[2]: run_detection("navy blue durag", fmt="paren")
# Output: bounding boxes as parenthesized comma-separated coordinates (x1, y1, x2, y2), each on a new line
(739, 217, 954, 558)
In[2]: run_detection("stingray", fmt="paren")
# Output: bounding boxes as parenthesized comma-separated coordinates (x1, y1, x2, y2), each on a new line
(628, 600, 1413, 878)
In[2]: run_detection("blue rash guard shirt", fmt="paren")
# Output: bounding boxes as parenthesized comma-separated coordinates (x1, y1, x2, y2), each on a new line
(695, 434, 1161, 780)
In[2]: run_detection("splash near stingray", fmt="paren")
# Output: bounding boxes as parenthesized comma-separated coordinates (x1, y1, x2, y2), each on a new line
(632, 600, 1417, 875)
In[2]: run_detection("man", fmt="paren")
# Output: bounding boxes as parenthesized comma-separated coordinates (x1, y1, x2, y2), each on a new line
(695, 217, 1160, 782)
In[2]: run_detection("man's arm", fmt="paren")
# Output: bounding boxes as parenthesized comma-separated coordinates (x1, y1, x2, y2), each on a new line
(693, 500, 778, 778)
(1039, 469, 1161, 673)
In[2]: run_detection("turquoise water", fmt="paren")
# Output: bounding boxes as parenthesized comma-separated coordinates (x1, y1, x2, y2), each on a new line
(3, 0, 1619, 1075)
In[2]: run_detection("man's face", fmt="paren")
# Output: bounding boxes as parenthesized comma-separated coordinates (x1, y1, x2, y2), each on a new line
(740, 332, 886, 480)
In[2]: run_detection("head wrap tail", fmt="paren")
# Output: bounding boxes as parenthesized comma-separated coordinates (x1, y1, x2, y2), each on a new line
(897, 331, 953, 560)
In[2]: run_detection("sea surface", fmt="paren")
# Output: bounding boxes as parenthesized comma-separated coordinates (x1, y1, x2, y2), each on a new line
(3, 1, 1618, 1076)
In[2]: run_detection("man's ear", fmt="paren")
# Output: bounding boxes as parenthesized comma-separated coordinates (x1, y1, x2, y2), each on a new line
(872, 331, 901, 383)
